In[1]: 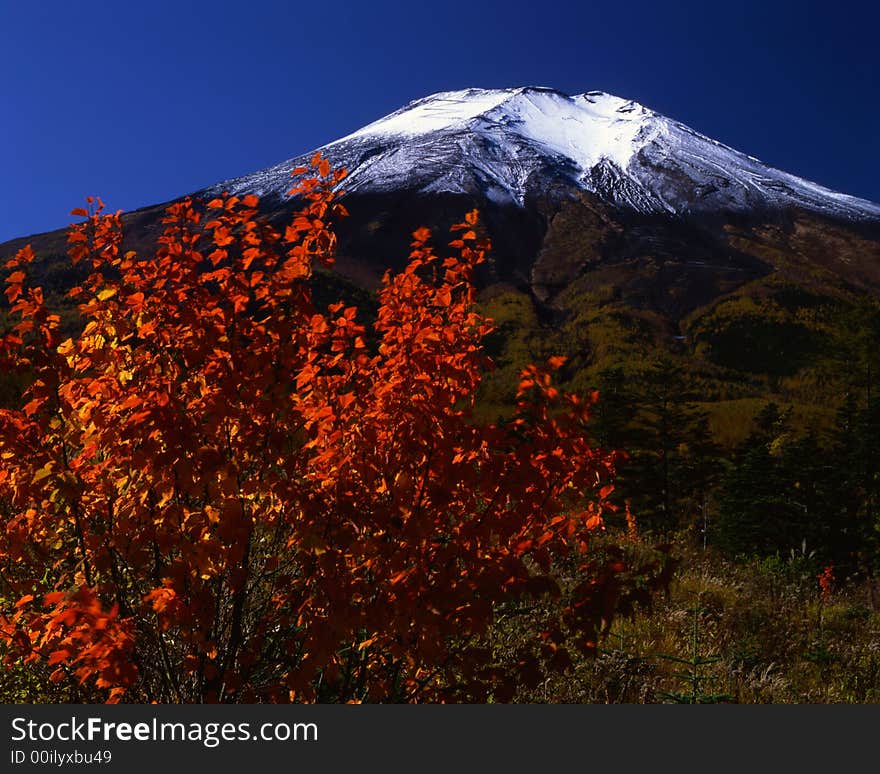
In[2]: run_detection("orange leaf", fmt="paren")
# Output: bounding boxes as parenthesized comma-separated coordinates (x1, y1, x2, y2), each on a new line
(412, 227, 431, 244)
(48, 649, 71, 666)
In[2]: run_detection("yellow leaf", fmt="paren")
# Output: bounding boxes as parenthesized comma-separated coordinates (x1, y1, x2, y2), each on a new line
(32, 463, 53, 483)
(97, 287, 117, 301)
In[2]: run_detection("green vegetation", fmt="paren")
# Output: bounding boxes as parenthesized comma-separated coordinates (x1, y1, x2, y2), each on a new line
(654, 596, 734, 704)
(469, 269, 880, 556)
(468, 266, 880, 703)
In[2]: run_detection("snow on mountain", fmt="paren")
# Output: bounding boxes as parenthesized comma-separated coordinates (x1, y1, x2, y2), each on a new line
(208, 87, 880, 221)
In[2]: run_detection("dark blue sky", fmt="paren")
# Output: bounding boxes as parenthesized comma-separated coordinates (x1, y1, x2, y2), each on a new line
(2, 0, 878, 242)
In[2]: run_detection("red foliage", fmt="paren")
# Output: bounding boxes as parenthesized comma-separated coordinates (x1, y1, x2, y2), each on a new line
(0, 156, 668, 702)
(818, 565, 835, 602)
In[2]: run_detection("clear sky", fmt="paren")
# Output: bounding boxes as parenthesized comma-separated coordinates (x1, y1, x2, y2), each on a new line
(2, 0, 878, 242)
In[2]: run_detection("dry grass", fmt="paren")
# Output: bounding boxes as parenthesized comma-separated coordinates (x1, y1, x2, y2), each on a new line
(495, 538, 880, 703)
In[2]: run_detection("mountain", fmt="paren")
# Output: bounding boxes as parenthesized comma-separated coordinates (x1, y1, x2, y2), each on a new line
(3, 86, 880, 448)
(187, 86, 880, 310)
(209, 86, 880, 221)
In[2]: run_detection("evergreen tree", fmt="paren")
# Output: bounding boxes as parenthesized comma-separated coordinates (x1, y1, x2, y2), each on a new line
(714, 403, 798, 556)
(608, 359, 721, 535)
(674, 410, 723, 548)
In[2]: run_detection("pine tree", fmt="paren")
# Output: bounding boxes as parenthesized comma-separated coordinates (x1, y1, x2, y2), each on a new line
(714, 403, 796, 556)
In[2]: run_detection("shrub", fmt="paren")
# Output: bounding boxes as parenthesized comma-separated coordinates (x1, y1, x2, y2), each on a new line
(0, 157, 666, 702)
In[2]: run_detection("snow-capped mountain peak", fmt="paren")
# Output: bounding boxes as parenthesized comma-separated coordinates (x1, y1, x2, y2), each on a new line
(210, 87, 880, 221)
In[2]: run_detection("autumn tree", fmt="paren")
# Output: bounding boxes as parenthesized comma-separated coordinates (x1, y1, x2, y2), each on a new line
(0, 156, 670, 703)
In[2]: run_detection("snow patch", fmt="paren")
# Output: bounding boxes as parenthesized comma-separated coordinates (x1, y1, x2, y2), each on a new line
(336, 88, 514, 141)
